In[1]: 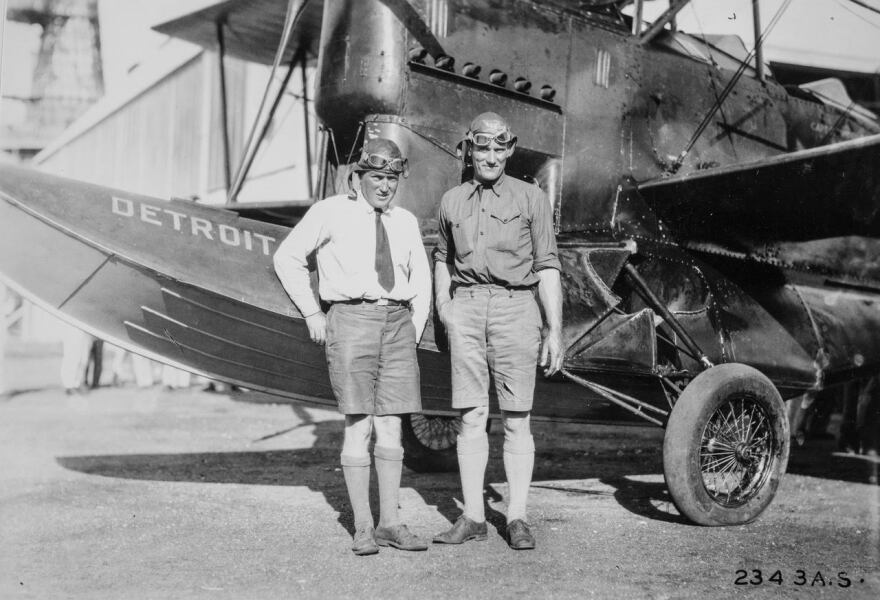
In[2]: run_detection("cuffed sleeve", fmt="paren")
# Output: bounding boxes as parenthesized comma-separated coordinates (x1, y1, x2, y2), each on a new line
(432, 194, 451, 265)
(529, 187, 561, 273)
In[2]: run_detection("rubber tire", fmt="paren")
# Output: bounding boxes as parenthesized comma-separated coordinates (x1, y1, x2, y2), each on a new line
(401, 414, 461, 472)
(663, 363, 790, 526)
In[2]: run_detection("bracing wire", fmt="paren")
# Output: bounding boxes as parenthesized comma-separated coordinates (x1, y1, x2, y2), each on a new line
(671, 0, 793, 172)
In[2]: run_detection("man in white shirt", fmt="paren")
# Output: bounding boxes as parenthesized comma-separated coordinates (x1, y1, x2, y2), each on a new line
(274, 138, 431, 555)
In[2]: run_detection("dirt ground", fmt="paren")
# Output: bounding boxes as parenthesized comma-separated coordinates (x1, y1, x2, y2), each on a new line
(0, 347, 878, 599)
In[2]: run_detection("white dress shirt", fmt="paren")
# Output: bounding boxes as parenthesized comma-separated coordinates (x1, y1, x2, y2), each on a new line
(273, 192, 432, 340)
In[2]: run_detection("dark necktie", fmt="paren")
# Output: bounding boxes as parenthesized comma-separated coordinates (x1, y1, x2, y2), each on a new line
(375, 209, 395, 292)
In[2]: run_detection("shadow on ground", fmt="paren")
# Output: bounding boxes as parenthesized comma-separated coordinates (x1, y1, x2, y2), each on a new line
(56, 390, 877, 534)
(787, 439, 879, 485)
(55, 394, 684, 530)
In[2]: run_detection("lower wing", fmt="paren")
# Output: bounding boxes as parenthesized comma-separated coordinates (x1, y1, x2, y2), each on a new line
(637, 133, 880, 243)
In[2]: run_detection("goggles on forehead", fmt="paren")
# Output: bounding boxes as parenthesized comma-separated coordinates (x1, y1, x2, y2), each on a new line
(467, 130, 517, 149)
(358, 152, 408, 174)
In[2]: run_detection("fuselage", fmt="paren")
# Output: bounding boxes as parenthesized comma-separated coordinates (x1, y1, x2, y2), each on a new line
(313, 0, 878, 234)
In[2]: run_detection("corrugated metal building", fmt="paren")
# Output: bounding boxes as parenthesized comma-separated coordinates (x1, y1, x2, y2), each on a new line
(36, 39, 314, 203)
(19, 38, 314, 341)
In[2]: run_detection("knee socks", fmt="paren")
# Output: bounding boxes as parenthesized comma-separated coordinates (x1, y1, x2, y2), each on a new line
(340, 453, 372, 528)
(503, 434, 535, 523)
(457, 433, 489, 522)
(373, 445, 404, 528)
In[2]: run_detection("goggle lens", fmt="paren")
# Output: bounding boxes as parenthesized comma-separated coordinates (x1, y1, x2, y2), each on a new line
(363, 153, 407, 173)
(469, 131, 515, 148)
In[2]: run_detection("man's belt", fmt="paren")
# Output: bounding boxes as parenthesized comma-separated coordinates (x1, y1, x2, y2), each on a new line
(332, 298, 410, 308)
(455, 284, 536, 291)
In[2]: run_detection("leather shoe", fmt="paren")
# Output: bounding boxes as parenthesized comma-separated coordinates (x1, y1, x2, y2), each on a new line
(432, 515, 488, 544)
(374, 524, 428, 551)
(505, 519, 535, 550)
(351, 524, 379, 556)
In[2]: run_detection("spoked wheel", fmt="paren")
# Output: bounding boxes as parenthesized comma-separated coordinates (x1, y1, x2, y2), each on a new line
(401, 414, 461, 472)
(663, 363, 790, 526)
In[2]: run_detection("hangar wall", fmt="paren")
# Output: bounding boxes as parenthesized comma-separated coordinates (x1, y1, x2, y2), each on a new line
(18, 44, 314, 342)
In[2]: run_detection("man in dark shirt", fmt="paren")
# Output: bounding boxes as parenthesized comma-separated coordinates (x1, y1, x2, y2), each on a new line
(432, 112, 564, 550)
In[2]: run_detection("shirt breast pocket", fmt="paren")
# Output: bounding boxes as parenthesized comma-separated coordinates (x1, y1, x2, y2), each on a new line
(488, 210, 523, 253)
(451, 218, 476, 258)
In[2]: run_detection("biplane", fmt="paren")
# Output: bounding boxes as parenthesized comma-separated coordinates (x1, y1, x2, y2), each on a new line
(1, 0, 879, 527)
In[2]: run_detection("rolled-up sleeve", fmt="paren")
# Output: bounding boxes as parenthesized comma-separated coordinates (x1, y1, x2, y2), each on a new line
(273, 204, 325, 317)
(432, 194, 451, 265)
(529, 187, 561, 272)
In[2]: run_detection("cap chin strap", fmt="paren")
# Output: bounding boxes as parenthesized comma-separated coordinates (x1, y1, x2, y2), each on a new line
(346, 168, 359, 200)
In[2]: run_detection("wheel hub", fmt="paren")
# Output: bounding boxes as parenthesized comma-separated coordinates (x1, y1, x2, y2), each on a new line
(735, 443, 753, 463)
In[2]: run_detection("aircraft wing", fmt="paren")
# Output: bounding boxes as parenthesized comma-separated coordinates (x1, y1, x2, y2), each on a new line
(152, 0, 325, 64)
(153, 0, 447, 65)
(637, 133, 880, 242)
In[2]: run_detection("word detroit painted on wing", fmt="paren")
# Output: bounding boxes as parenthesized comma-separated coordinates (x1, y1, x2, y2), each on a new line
(111, 196, 276, 256)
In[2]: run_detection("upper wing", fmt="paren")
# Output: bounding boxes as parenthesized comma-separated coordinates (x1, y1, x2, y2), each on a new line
(153, 0, 446, 65)
(152, 0, 326, 64)
(637, 133, 880, 243)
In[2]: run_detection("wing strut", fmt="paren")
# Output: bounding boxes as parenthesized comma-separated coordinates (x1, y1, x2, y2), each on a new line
(639, 0, 690, 45)
(227, 0, 311, 203)
(631, 0, 644, 35)
(217, 18, 232, 191)
(751, 0, 765, 83)
(849, 0, 880, 17)
(299, 51, 314, 198)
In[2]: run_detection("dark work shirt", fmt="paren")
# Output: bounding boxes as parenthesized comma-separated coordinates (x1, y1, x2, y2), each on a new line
(433, 174, 561, 287)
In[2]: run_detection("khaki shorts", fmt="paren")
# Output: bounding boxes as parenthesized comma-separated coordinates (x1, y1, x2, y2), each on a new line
(444, 285, 542, 411)
(325, 303, 421, 415)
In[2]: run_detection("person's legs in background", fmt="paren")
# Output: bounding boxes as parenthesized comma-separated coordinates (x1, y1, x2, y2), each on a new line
(60, 325, 91, 394)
